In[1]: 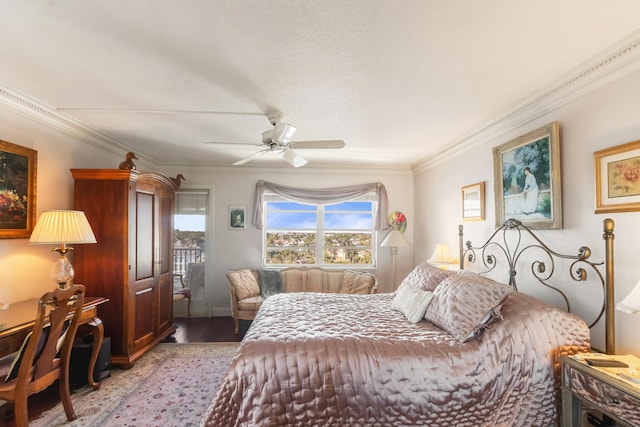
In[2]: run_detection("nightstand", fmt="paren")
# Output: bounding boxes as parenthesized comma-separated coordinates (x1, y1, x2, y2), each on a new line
(561, 354, 640, 426)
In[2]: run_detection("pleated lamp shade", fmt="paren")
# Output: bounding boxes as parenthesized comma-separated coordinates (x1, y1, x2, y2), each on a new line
(29, 210, 96, 288)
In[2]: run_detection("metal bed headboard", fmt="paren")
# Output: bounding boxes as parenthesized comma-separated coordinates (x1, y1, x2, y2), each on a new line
(458, 218, 615, 354)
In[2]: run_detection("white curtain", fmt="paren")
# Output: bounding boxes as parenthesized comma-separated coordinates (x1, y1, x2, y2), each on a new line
(252, 180, 389, 230)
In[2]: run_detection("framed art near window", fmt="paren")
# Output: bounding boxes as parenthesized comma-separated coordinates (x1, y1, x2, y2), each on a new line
(0, 140, 37, 239)
(461, 182, 485, 221)
(492, 122, 562, 229)
(594, 139, 640, 213)
(228, 205, 247, 230)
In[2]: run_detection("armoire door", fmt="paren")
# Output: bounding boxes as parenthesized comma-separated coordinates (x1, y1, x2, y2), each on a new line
(158, 190, 174, 332)
(132, 189, 158, 351)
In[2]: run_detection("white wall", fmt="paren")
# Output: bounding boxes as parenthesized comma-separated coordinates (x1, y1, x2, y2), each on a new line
(162, 165, 414, 316)
(414, 68, 640, 355)
(0, 108, 123, 303)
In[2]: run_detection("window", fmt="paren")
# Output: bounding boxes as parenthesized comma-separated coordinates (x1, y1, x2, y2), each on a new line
(263, 196, 376, 267)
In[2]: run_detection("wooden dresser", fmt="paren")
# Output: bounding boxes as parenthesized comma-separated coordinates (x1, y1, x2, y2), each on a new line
(71, 169, 177, 368)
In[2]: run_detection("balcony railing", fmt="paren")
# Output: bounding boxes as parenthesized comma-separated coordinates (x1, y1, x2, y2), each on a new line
(173, 248, 204, 275)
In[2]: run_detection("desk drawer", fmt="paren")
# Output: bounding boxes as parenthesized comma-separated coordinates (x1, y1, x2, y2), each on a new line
(568, 366, 640, 425)
(0, 330, 29, 356)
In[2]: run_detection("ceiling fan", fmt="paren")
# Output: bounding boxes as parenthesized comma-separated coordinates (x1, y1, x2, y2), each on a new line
(207, 112, 345, 167)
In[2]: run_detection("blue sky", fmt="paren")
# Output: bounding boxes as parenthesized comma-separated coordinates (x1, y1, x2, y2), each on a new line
(267, 201, 373, 230)
(175, 214, 206, 231)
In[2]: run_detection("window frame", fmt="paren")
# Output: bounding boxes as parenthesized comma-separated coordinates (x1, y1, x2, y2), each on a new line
(262, 194, 377, 268)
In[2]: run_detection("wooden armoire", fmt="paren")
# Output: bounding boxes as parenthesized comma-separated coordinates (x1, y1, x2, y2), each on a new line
(71, 169, 178, 367)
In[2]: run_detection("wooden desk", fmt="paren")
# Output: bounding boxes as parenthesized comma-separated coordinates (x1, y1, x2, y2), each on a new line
(0, 295, 108, 389)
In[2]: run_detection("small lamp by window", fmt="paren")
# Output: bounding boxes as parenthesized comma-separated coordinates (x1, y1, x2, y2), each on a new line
(617, 279, 640, 314)
(29, 210, 97, 289)
(380, 229, 411, 288)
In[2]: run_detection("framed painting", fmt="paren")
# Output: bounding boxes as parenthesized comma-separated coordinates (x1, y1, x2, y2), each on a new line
(461, 182, 485, 221)
(0, 140, 37, 239)
(492, 122, 562, 229)
(594, 139, 640, 213)
(228, 205, 247, 230)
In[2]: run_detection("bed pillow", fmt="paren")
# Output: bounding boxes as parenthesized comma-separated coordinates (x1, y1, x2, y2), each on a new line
(424, 271, 513, 342)
(392, 285, 434, 323)
(398, 261, 454, 292)
(227, 269, 261, 300)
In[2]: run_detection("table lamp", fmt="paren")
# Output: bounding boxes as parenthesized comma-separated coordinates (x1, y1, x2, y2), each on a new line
(617, 279, 640, 314)
(380, 229, 411, 288)
(29, 210, 97, 288)
(429, 243, 457, 269)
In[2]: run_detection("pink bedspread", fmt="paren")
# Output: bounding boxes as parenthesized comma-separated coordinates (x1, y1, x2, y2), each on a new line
(203, 291, 589, 426)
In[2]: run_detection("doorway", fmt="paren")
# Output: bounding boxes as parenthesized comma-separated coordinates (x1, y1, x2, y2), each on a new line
(174, 189, 209, 316)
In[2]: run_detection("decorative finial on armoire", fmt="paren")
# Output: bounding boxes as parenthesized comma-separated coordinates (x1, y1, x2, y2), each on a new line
(171, 174, 186, 188)
(118, 152, 138, 170)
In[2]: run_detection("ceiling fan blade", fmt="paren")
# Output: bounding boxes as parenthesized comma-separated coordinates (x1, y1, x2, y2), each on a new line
(205, 141, 263, 147)
(232, 148, 270, 165)
(289, 140, 345, 149)
(273, 122, 296, 143)
(281, 149, 308, 168)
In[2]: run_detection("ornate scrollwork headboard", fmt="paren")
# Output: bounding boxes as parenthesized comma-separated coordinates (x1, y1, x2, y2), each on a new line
(458, 218, 615, 354)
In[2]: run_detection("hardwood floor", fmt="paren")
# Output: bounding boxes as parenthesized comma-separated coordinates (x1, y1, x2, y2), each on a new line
(2, 316, 247, 427)
(171, 316, 248, 343)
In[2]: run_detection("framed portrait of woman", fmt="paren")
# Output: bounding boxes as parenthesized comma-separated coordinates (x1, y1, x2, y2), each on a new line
(492, 122, 562, 230)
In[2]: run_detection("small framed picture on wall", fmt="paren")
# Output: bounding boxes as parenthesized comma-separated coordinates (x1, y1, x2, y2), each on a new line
(461, 182, 485, 221)
(228, 205, 247, 230)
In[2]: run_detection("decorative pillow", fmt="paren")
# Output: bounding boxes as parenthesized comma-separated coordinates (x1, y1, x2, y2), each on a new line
(341, 271, 376, 294)
(392, 285, 434, 323)
(226, 269, 260, 300)
(398, 261, 455, 292)
(424, 272, 513, 342)
(259, 269, 283, 299)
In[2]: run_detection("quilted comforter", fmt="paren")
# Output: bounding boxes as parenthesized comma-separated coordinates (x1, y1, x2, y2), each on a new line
(202, 291, 589, 426)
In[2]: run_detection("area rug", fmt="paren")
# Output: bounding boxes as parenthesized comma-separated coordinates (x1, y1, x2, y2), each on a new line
(32, 342, 240, 427)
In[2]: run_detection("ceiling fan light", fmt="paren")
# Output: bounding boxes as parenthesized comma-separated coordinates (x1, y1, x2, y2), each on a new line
(273, 123, 296, 143)
(281, 149, 308, 167)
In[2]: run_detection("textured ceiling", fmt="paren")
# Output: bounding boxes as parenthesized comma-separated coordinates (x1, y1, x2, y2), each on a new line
(1, 1, 640, 169)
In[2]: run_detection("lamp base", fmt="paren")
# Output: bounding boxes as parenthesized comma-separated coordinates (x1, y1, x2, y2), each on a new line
(57, 281, 71, 289)
(51, 252, 75, 289)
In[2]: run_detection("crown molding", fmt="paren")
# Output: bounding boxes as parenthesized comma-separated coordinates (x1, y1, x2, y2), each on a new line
(0, 85, 147, 159)
(412, 30, 640, 175)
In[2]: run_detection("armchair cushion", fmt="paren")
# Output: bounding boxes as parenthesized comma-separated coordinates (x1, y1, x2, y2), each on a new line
(227, 269, 260, 300)
(341, 270, 377, 294)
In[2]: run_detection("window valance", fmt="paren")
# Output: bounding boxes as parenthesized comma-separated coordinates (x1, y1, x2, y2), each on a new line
(252, 180, 389, 230)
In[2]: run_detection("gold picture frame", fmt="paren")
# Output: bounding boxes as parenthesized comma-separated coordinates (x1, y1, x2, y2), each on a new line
(594, 139, 640, 213)
(0, 140, 37, 238)
(492, 122, 562, 229)
(461, 182, 485, 221)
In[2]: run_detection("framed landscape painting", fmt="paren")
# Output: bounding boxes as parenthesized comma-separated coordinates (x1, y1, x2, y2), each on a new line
(0, 140, 37, 238)
(492, 122, 562, 229)
(594, 139, 640, 213)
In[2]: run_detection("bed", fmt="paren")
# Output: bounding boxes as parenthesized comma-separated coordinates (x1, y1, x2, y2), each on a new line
(202, 219, 616, 426)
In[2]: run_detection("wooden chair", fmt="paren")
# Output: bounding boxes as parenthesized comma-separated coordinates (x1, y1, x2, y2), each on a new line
(0, 284, 85, 427)
(173, 274, 192, 317)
